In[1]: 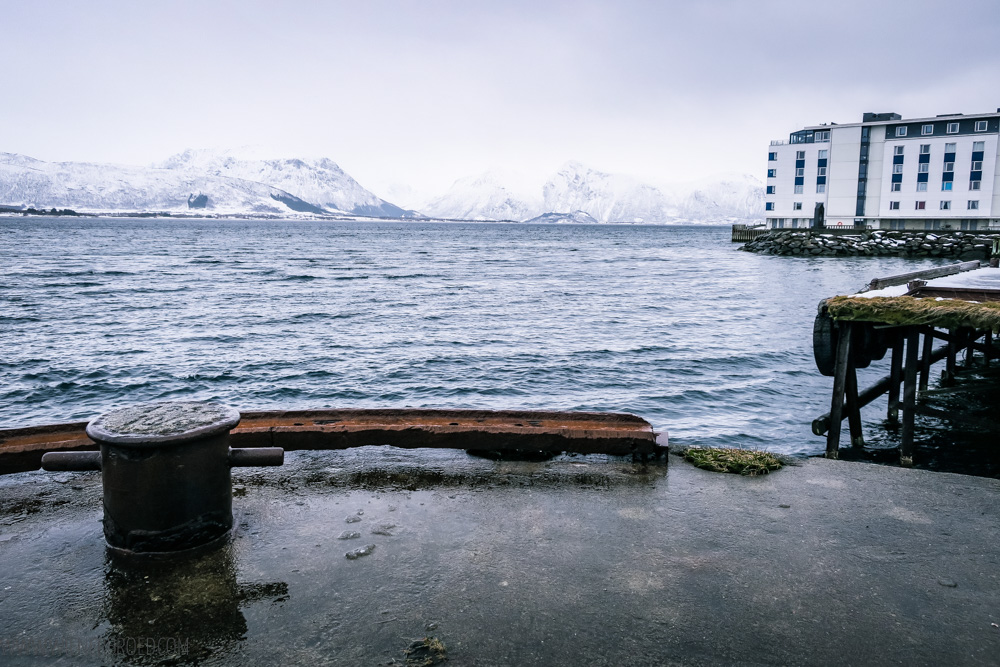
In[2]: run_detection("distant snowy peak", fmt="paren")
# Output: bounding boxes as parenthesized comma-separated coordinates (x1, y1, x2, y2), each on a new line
(543, 162, 674, 223)
(157, 149, 413, 218)
(421, 170, 542, 221)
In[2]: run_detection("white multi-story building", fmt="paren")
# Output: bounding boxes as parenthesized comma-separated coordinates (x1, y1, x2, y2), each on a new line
(764, 110, 1000, 230)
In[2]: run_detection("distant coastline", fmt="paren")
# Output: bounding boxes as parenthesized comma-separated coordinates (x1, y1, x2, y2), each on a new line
(0, 205, 753, 225)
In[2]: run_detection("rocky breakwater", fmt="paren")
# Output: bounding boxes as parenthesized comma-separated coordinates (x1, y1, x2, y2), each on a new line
(741, 229, 997, 259)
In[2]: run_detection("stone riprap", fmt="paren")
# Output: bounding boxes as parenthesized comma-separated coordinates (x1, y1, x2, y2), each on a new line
(741, 229, 998, 259)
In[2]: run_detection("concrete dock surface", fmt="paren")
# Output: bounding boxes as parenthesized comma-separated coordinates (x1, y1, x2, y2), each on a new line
(0, 447, 997, 665)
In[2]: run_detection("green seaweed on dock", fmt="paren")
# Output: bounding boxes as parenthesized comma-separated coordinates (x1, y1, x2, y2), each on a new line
(682, 447, 783, 476)
(826, 295, 1000, 331)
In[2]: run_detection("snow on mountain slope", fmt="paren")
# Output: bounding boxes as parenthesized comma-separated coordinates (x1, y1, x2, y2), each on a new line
(523, 210, 600, 224)
(0, 152, 328, 216)
(157, 148, 412, 218)
(419, 169, 543, 221)
(669, 173, 765, 221)
(421, 162, 763, 223)
(542, 161, 677, 223)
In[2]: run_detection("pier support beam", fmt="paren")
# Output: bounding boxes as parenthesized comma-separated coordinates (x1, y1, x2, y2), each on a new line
(900, 327, 920, 467)
(845, 352, 864, 449)
(918, 327, 934, 392)
(944, 328, 958, 385)
(826, 321, 852, 459)
(887, 330, 904, 425)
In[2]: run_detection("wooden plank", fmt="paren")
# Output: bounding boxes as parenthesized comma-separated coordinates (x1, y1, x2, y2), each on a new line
(865, 261, 982, 292)
(907, 286, 1000, 302)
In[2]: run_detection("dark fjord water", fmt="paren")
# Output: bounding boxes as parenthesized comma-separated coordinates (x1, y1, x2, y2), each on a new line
(0, 218, 947, 457)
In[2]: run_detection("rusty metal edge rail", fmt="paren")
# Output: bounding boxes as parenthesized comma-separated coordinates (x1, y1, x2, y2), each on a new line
(0, 408, 665, 475)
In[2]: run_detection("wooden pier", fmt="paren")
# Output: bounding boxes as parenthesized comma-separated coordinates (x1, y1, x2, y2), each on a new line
(731, 224, 768, 242)
(812, 261, 1000, 465)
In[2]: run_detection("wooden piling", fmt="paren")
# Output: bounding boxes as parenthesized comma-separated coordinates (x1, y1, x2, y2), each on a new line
(845, 352, 864, 448)
(944, 328, 957, 385)
(887, 330, 904, 425)
(826, 321, 852, 459)
(900, 327, 920, 467)
(919, 327, 934, 392)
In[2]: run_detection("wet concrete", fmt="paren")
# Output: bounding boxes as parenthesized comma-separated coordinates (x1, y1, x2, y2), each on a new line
(0, 447, 998, 665)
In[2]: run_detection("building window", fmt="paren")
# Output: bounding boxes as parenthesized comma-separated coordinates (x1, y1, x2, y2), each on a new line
(947, 122, 959, 133)
(943, 162, 954, 172)
(767, 169, 776, 178)
(920, 144, 930, 154)
(940, 201, 951, 210)
(817, 183, 826, 193)
(815, 130, 830, 141)
(942, 182, 953, 191)
(896, 127, 907, 137)
(794, 184, 803, 194)
(893, 164, 904, 174)
(889, 201, 900, 210)
(922, 124, 934, 135)
(818, 149, 828, 159)
(975, 120, 988, 131)
(795, 167, 804, 177)
(817, 167, 827, 176)
(970, 180, 981, 190)
(894, 145, 905, 156)
(945, 142, 956, 152)
(793, 202, 802, 210)
(891, 183, 901, 192)
(918, 163, 929, 173)
(766, 185, 775, 194)
(916, 201, 926, 210)
(796, 151, 805, 159)
(917, 182, 928, 191)
(768, 151, 777, 161)
(973, 141, 985, 151)
(968, 200, 980, 210)
(972, 161, 983, 171)
(765, 202, 774, 211)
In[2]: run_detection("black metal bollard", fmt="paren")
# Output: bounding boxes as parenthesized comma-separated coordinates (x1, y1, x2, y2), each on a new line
(40, 401, 283, 555)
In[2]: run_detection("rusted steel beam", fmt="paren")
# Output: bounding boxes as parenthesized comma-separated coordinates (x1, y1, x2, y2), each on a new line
(0, 409, 662, 474)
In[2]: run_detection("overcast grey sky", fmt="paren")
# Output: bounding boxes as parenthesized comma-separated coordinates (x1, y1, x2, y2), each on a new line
(2, 0, 998, 200)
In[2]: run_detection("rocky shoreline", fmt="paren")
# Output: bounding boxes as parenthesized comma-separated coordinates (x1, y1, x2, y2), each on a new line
(741, 229, 998, 259)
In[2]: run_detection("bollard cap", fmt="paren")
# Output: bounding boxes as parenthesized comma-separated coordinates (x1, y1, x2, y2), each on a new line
(86, 401, 240, 447)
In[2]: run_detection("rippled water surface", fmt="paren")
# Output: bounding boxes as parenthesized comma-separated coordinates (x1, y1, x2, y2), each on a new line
(1, 218, 947, 456)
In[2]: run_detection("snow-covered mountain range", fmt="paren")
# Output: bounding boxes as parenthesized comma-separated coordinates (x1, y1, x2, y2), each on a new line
(155, 149, 410, 218)
(421, 161, 764, 223)
(0, 149, 763, 223)
(0, 149, 411, 218)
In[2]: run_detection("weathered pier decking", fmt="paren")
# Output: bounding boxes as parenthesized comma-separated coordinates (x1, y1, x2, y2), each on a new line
(813, 261, 1000, 465)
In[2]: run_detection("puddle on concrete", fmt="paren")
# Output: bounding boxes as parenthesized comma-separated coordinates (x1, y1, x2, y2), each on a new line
(0, 447, 667, 665)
